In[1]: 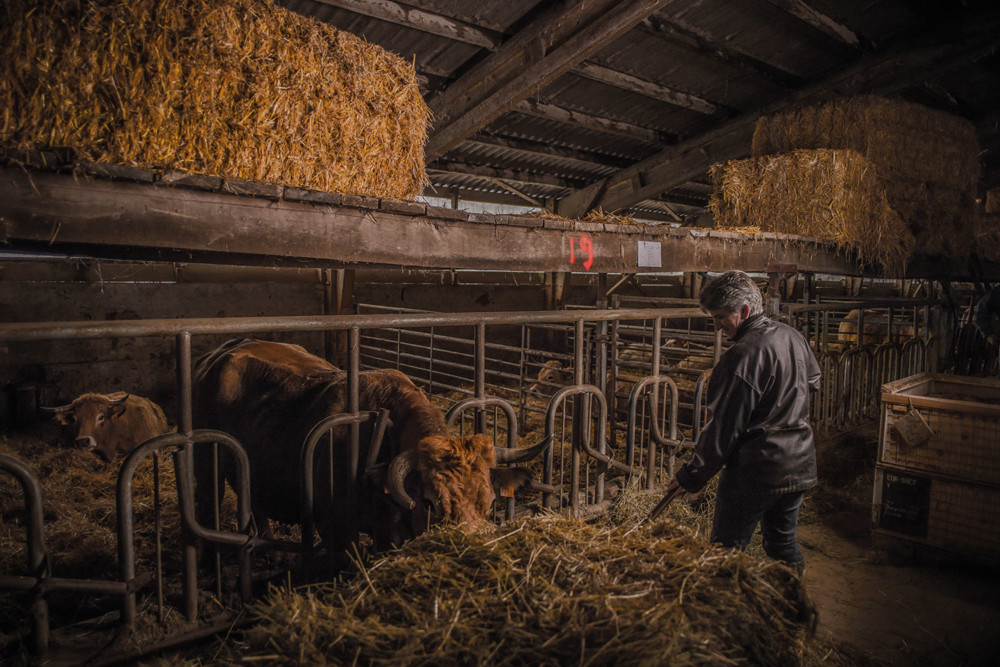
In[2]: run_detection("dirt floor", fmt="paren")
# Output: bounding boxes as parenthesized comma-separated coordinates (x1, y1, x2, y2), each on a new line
(802, 427, 1000, 667)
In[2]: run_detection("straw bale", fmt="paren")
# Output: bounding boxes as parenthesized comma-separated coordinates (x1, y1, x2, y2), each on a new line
(751, 96, 979, 260)
(710, 149, 914, 275)
(222, 514, 856, 666)
(752, 96, 980, 191)
(0, 0, 429, 199)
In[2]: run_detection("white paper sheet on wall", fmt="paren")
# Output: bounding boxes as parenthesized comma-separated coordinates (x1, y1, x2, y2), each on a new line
(637, 241, 661, 268)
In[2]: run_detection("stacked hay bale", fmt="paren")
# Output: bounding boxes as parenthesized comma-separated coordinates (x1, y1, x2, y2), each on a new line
(221, 515, 873, 666)
(0, 0, 429, 199)
(712, 96, 981, 273)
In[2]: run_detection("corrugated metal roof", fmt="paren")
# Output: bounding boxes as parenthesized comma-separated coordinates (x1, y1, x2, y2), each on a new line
(277, 0, 1000, 223)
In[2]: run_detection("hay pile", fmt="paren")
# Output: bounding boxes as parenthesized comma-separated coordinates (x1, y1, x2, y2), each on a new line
(710, 149, 914, 275)
(725, 95, 979, 264)
(0, 0, 429, 198)
(226, 515, 833, 666)
(0, 429, 180, 581)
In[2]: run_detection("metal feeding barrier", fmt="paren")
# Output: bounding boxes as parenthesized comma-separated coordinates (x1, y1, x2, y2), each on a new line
(0, 300, 945, 660)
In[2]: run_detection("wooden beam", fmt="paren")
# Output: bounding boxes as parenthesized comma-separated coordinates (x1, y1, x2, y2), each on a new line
(488, 178, 544, 207)
(425, 0, 676, 160)
(764, 0, 870, 50)
(573, 61, 724, 116)
(0, 166, 867, 275)
(639, 16, 804, 89)
(311, 0, 502, 50)
(557, 33, 1000, 218)
(428, 161, 586, 190)
(514, 99, 669, 144)
(472, 132, 636, 169)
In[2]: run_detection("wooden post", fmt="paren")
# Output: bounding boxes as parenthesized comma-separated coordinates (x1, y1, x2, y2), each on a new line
(333, 269, 355, 367)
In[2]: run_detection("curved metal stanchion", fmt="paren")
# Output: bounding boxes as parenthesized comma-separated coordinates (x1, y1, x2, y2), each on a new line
(626, 375, 683, 489)
(300, 410, 389, 580)
(0, 453, 49, 658)
(164, 430, 253, 622)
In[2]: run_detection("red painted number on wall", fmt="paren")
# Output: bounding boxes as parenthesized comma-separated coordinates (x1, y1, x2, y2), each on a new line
(567, 235, 595, 272)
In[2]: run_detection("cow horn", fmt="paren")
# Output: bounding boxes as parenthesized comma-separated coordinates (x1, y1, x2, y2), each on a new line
(386, 449, 417, 511)
(108, 393, 129, 406)
(39, 404, 74, 414)
(495, 434, 553, 464)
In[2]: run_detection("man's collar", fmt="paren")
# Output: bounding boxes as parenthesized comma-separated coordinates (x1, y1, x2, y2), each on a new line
(733, 312, 768, 341)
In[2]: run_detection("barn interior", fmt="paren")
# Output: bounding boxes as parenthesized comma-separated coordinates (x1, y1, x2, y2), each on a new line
(3, 0, 1000, 664)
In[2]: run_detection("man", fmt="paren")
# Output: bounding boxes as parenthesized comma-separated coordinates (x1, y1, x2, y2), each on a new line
(662, 271, 820, 575)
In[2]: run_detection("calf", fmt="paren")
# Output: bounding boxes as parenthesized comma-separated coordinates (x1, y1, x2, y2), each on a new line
(45, 392, 169, 460)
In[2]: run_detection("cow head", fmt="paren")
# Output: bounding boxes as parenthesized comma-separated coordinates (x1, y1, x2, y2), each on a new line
(528, 360, 573, 396)
(385, 434, 537, 535)
(44, 393, 129, 460)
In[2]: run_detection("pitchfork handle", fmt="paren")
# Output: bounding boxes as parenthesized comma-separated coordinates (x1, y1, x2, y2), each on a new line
(646, 483, 684, 523)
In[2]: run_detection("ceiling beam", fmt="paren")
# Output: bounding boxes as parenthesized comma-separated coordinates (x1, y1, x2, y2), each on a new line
(654, 192, 709, 209)
(425, 0, 677, 160)
(653, 4, 819, 81)
(639, 16, 804, 90)
(573, 61, 726, 116)
(764, 0, 871, 50)
(311, 0, 502, 49)
(488, 178, 544, 207)
(428, 162, 585, 191)
(514, 99, 670, 145)
(466, 132, 636, 169)
(556, 32, 1000, 218)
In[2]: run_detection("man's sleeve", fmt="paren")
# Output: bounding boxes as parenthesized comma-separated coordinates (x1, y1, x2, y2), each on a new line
(807, 346, 821, 393)
(674, 369, 759, 493)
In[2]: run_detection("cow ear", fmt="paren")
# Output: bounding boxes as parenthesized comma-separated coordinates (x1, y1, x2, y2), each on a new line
(490, 467, 532, 498)
(109, 404, 127, 419)
(55, 412, 74, 427)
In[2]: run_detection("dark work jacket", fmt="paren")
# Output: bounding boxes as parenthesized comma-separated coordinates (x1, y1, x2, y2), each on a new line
(675, 313, 821, 496)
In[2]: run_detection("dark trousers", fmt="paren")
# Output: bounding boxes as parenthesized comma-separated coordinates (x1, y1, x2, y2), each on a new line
(710, 474, 805, 569)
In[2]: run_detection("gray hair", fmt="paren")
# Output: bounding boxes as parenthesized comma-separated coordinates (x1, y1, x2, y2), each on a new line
(698, 271, 764, 316)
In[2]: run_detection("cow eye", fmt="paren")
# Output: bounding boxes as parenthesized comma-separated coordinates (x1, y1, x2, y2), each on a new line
(96, 414, 106, 424)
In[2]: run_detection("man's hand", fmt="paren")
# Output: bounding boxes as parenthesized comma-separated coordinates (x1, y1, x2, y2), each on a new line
(987, 334, 1000, 348)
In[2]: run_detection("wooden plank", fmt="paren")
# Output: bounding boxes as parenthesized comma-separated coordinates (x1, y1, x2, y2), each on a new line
(0, 166, 862, 275)
(764, 0, 869, 49)
(573, 61, 723, 116)
(311, 0, 501, 49)
(514, 99, 668, 144)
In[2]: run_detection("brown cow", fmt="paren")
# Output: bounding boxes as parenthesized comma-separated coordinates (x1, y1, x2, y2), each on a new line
(45, 392, 168, 460)
(191, 338, 539, 556)
(835, 309, 916, 350)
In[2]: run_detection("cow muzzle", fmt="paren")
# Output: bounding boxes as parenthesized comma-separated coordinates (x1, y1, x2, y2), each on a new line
(75, 436, 98, 451)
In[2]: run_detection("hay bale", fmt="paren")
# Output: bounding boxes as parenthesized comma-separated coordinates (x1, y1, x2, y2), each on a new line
(751, 96, 979, 260)
(710, 149, 914, 275)
(230, 515, 839, 665)
(0, 0, 429, 199)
